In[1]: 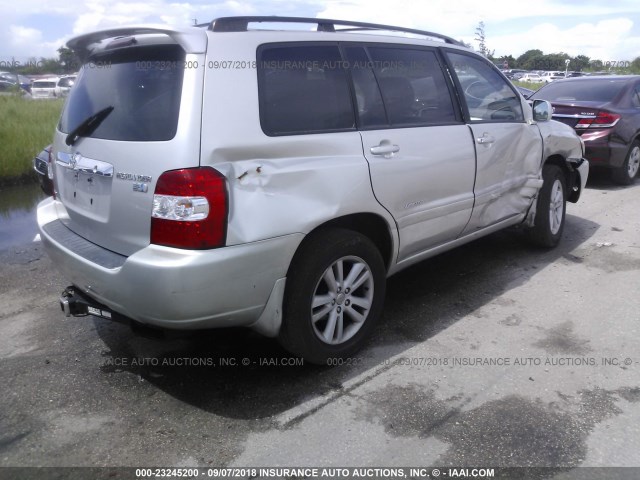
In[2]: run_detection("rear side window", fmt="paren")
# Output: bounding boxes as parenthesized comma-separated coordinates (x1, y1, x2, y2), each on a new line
(366, 47, 457, 127)
(59, 44, 185, 142)
(258, 45, 356, 135)
(34, 82, 57, 89)
(344, 47, 387, 128)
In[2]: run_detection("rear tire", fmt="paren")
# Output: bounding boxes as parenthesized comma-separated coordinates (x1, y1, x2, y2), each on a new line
(279, 229, 386, 365)
(526, 164, 566, 248)
(612, 141, 640, 185)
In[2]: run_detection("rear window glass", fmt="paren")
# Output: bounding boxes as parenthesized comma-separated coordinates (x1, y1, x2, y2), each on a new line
(258, 45, 356, 135)
(0, 73, 16, 82)
(531, 79, 627, 103)
(33, 82, 57, 88)
(58, 77, 76, 88)
(59, 44, 185, 141)
(633, 87, 640, 108)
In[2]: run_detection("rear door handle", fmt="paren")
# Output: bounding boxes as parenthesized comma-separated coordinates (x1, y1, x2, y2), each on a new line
(370, 143, 400, 158)
(476, 134, 495, 145)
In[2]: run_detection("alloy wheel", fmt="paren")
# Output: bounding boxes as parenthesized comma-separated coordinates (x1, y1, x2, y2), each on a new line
(310, 255, 374, 345)
(549, 179, 564, 235)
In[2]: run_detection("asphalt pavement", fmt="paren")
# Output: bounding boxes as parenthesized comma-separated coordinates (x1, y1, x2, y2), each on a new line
(1, 173, 639, 478)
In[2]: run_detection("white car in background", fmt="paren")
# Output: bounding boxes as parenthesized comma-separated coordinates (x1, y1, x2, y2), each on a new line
(541, 71, 565, 83)
(56, 75, 77, 96)
(520, 73, 544, 83)
(31, 77, 60, 98)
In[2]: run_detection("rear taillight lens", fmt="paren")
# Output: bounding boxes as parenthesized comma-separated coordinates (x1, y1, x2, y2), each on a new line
(575, 111, 621, 129)
(151, 167, 228, 249)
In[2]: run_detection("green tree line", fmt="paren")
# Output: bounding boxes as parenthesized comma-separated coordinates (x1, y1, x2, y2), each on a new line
(3, 47, 82, 75)
(494, 49, 640, 73)
(471, 22, 640, 74)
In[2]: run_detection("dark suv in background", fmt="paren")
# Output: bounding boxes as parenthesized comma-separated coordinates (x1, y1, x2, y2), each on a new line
(531, 75, 640, 184)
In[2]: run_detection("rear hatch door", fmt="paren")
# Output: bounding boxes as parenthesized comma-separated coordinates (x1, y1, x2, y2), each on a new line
(52, 27, 207, 256)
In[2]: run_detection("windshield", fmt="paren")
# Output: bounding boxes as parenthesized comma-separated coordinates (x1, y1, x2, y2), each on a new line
(58, 44, 185, 142)
(58, 77, 76, 88)
(532, 79, 627, 103)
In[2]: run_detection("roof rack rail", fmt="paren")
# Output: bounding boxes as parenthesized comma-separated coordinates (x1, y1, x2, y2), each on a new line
(208, 16, 465, 46)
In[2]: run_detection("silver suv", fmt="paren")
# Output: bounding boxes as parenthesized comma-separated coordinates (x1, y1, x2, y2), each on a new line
(38, 17, 588, 364)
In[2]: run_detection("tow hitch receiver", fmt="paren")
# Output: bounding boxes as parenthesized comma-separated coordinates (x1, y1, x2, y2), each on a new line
(60, 286, 112, 319)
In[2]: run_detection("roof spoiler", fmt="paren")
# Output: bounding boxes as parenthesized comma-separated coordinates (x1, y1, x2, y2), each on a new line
(67, 25, 207, 60)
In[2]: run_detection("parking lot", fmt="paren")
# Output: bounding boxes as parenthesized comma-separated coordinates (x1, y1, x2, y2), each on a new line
(1, 173, 639, 476)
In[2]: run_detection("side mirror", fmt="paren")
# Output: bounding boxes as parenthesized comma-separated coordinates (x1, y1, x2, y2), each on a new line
(532, 99, 552, 122)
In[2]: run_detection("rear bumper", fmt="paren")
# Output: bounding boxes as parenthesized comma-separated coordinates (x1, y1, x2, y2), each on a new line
(38, 197, 303, 331)
(581, 130, 628, 169)
(568, 157, 589, 203)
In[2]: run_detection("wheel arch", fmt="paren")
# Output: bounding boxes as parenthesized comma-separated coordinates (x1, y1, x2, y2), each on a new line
(288, 213, 396, 276)
(525, 161, 567, 248)
(544, 154, 581, 203)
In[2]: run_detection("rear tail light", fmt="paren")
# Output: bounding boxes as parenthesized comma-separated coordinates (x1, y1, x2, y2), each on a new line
(151, 167, 228, 249)
(575, 111, 621, 129)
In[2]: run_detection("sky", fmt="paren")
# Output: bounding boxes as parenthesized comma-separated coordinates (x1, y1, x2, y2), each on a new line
(0, 0, 639, 67)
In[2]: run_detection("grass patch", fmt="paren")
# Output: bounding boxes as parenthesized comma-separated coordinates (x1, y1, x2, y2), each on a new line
(0, 95, 64, 185)
(513, 81, 546, 92)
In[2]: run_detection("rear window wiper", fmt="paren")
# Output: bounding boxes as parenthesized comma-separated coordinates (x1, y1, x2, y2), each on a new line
(65, 106, 114, 146)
